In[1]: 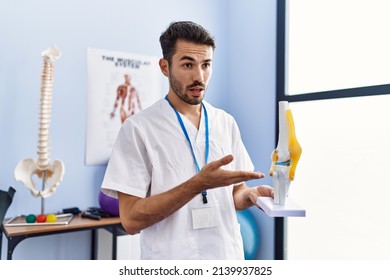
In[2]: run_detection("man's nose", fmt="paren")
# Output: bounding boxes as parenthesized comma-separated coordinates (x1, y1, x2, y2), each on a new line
(192, 66, 204, 82)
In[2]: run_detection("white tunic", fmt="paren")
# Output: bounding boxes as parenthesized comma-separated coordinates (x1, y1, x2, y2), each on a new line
(101, 98, 254, 259)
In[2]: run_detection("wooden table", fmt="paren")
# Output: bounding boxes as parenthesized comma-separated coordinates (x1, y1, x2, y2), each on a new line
(0, 214, 124, 260)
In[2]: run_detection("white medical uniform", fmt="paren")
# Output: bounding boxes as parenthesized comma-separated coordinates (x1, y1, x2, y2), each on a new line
(101, 98, 254, 260)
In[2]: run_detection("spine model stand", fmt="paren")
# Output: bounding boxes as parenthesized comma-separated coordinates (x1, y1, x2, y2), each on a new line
(14, 46, 65, 214)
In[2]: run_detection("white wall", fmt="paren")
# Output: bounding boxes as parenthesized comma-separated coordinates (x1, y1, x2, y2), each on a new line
(0, 0, 276, 259)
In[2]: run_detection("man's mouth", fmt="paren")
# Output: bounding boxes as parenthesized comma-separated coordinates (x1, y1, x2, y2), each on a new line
(189, 87, 204, 96)
(187, 81, 206, 97)
(190, 86, 204, 91)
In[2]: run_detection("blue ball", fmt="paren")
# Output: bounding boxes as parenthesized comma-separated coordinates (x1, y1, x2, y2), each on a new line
(237, 209, 260, 260)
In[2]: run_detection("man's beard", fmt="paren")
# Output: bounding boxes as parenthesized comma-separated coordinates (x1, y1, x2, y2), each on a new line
(169, 72, 206, 105)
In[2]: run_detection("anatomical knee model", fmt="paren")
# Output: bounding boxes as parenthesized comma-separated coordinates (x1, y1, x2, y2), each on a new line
(14, 46, 65, 204)
(269, 101, 302, 205)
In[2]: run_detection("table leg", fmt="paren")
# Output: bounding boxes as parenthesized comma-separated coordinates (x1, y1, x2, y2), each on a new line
(112, 226, 117, 260)
(7, 236, 26, 260)
(0, 227, 3, 260)
(91, 229, 97, 260)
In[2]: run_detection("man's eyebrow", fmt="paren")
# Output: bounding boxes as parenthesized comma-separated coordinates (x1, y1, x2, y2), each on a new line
(179, 56, 196, 61)
(179, 56, 212, 63)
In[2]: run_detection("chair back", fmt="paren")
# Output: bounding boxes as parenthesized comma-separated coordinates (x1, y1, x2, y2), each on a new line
(0, 186, 16, 223)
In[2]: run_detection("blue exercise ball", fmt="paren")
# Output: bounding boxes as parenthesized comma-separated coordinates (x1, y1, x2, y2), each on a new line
(237, 209, 260, 260)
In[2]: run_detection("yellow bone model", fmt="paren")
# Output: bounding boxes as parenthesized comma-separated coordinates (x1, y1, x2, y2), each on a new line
(286, 109, 302, 180)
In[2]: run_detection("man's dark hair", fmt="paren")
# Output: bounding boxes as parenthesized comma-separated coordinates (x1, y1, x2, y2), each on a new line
(159, 21, 216, 63)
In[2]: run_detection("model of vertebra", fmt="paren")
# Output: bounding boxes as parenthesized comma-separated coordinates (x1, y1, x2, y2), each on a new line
(269, 101, 302, 205)
(14, 46, 65, 198)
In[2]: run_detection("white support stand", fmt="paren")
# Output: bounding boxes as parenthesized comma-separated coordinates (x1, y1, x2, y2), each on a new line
(256, 197, 305, 217)
(40, 170, 46, 214)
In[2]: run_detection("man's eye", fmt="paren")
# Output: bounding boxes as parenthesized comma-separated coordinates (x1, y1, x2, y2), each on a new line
(203, 63, 211, 68)
(184, 63, 192, 68)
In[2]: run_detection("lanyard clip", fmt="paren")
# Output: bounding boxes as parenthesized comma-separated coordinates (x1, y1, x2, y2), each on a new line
(202, 191, 208, 204)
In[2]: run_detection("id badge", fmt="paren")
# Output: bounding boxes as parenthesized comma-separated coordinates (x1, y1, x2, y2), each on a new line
(191, 205, 220, 230)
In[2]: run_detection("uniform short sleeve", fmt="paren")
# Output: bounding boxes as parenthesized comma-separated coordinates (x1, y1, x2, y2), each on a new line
(100, 118, 152, 199)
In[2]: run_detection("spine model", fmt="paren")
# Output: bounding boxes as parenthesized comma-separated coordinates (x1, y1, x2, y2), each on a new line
(14, 46, 65, 199)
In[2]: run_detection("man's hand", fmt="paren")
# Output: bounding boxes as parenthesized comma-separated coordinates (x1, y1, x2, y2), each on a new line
(194, 155, 265, 191)
(247, 185, 274, 205)
(233, 183, 274, 210)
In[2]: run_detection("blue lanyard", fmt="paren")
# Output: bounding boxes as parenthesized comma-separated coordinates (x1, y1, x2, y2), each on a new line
(165, 95, 209, 203)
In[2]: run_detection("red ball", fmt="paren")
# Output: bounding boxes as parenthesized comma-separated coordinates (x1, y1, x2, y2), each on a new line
(36, 214, 47, 223)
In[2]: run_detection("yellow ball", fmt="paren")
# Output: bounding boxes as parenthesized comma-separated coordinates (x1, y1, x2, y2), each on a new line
(46, 214, 57, 223)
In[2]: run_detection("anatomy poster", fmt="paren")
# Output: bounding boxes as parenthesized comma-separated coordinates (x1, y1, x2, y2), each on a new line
(86, 48, 161, 165)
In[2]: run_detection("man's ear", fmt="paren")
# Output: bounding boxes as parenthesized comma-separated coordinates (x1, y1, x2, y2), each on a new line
(159, 58, 169, 77)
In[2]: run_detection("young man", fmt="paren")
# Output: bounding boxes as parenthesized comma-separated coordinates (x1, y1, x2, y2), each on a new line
(101, 21, 273, 260)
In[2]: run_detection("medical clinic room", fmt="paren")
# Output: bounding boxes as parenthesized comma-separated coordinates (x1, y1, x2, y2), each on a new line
(1, 0, 389, 278)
